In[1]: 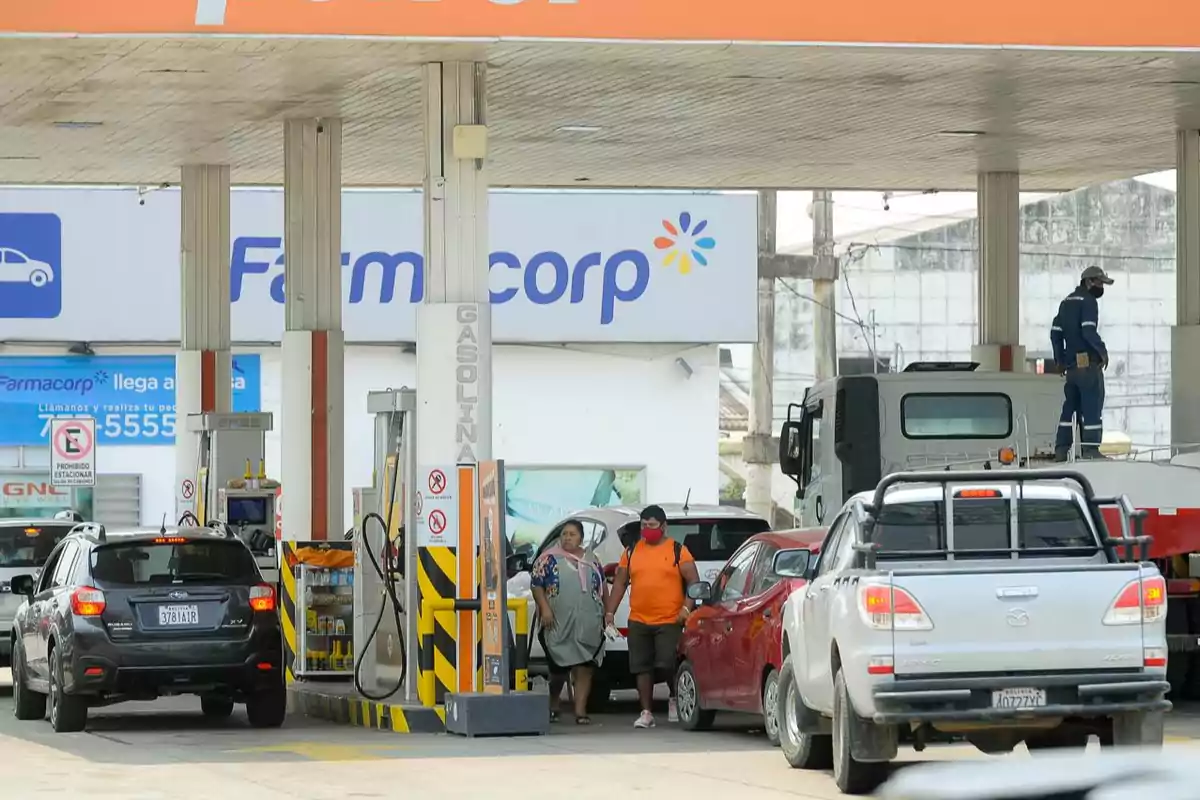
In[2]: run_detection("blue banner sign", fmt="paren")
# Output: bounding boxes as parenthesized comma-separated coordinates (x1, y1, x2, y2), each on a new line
(0, 355, 262, 447)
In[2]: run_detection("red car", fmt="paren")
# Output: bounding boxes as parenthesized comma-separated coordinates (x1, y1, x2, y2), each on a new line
(675, 528, 825, 744)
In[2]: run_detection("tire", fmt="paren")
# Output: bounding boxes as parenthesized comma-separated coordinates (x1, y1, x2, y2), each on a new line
(832, 668, 889, 795)
(201, 695, 235, 719)
(1111, 710, 1165, 747)
(762, 668, 782, 747)
(777, 660, 832, 770)
(675, 660, 716, 731)
(47, 645, 87, 733)
(29, 270, 48, 288)
(245, 682, 287, 729)
(586, 670, 613, 715)
(11, 643, 46, 722)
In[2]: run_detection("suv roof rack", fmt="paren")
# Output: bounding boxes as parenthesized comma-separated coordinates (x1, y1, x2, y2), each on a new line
(71, 522, 106, 544)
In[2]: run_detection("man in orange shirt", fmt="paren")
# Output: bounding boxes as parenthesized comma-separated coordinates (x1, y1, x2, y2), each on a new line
(604, 505, 701, 728)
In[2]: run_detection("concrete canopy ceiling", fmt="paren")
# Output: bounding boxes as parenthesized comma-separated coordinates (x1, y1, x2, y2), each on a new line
(2, 37, 1200, 190)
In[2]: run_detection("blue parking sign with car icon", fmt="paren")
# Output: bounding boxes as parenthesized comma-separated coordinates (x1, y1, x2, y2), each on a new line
(0, 213, 63, 319)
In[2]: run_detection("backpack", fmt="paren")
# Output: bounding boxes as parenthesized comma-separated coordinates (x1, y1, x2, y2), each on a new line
(624, 539, 682, 584)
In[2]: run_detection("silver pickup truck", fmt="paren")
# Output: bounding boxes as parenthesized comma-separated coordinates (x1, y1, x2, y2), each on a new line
(778, 469, 1170, 795)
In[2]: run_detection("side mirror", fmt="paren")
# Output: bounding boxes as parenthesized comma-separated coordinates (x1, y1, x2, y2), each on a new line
(10, 574, 35, 598)
(772, 548, 812, 579)
(686, 581, 713, 602)
(779, 419, 805, 479)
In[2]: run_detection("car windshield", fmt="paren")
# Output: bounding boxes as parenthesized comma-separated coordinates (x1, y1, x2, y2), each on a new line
(90, 539, 260, 586)
(0, 523, 75, 568)
(870, 498, 1098, 557)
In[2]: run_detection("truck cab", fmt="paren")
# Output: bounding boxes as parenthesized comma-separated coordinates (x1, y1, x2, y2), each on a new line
(781, 362, 1064, 528)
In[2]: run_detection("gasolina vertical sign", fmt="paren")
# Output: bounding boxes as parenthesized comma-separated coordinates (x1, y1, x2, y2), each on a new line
(478, 459, 508, 694)
(50, 417, 96, 487)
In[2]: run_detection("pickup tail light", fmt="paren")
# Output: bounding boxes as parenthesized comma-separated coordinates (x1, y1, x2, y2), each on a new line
(1103, 576, 1166, 626)
(858, 584, 933, 631)
(71, 586, 106, 617)
(1144, 646, 1167, 668)
(249, 584, 276, 612)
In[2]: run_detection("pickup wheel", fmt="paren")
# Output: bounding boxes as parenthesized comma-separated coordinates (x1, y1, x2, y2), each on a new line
(832, 668, 889, 795)
(675, 660, 715, 731)
(777, 660, 832, 770)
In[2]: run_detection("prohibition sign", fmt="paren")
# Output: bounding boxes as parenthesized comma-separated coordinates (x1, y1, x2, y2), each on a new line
(54, 421, 93, 461)
(428, 469, 447, 495)
(428, 509, 447, 536)
(181, 479, 196, 500)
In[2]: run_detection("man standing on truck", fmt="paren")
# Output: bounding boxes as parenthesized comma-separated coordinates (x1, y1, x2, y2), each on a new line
(1051, 265, 1114, 461)
(604, 504, 701, 728)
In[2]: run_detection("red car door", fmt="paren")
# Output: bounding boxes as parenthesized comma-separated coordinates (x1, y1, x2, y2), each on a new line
(723, 543, 783, 711)
(705, 542, 761, 707)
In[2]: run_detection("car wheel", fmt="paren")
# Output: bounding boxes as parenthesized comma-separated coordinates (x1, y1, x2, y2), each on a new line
(832, 667, 889, 795)
(777, 660, 832, 769)
(11, 643, 47, 722)
(48, 645, 87, 733)
(674, 660, 715, 731)
(246, 682, 287, 728)
(762, 668, 782, 746)
(201, 695, 236, 719)
(29, 270, 48, 288)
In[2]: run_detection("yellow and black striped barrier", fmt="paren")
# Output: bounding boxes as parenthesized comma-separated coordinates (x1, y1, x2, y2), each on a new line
(279, 541, 300, 684)
(418, 597, 529, 706)
(417, 546, 458, 703)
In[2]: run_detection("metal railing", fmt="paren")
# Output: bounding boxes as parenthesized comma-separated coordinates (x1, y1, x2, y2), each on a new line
(416, 597, 530, 707)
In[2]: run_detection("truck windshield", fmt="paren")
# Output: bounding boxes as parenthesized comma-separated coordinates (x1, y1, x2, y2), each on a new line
(0, 523, 75, 568)
(90, 540, 260, 586)
(871, 498, 1098, 557)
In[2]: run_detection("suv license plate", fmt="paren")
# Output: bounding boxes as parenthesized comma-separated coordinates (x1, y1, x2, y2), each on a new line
(992, 687, 1046, 709)
(158, 604, 200, 626)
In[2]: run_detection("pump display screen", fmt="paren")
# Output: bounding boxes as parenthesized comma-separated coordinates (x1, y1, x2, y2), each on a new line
(227, 497, 269, 526)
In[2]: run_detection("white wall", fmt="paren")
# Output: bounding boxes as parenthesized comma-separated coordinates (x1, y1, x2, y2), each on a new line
(2, 344, 719, 529)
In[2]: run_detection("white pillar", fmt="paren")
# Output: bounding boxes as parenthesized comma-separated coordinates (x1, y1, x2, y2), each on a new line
(1173, 130, 1200, 450)
(811, 190, 837, 382)
(176, 164, 231, 520)
(972, 171, 1026, 371)
(280, 118, 345, 541)
(416, 62, 492, 467)
(745, 191, 777, 522)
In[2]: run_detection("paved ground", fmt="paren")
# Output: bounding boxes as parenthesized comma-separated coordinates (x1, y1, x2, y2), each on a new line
(3, 668, 1200, 799)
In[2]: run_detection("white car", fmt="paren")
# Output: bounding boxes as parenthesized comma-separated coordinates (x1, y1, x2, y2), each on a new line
(0, 247, 55, 287)
(507, 503, 771, 710)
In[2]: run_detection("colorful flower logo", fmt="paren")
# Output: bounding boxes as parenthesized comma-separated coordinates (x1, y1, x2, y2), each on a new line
(653, 212, 716, 275)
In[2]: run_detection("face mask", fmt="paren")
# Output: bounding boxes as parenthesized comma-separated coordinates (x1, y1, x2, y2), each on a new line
(1088, 285, 1104, 299)
(641, 526, 664, 544)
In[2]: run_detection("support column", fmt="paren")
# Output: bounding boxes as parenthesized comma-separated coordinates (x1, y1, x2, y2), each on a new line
(280, 118, 345, 541)
(811, 190, 837, 382)
(1173, 130, 1200, 450)
(416, 62, 492, 467)
(745, 191, 778, 522)
(972, 171, 1025, 371)
(176, 164, 231, 519)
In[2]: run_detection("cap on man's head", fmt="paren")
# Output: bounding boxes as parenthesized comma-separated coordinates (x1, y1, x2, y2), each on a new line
(1081, 265, 1114, 285)
(640, 504, 667, 524)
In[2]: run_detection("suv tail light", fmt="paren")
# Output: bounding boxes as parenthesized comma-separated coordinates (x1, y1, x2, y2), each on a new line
(71, 587, 106, 617)
(250, 584, 276, 612)
(1103, 575, 1166, 626)
(858, 584, 933, 631)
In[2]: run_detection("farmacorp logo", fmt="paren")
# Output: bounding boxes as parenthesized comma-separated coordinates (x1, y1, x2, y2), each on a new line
(654, 212, 716, 275)
(0, 370, 108, 396)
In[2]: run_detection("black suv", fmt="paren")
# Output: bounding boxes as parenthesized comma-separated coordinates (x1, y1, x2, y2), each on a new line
(7, 524, 286, 732)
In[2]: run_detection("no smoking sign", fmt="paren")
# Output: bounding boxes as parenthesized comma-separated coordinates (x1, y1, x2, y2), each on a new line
(418, 464, 457, 548)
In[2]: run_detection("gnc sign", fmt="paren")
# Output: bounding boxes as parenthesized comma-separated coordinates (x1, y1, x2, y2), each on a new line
(0, 477, 70, 508)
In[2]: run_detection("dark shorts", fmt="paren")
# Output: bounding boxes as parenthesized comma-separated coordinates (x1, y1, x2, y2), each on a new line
(627, 621, 682, 675)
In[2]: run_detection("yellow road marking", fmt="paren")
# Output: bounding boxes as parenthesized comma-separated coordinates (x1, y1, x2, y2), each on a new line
(232, 742, 400, 761)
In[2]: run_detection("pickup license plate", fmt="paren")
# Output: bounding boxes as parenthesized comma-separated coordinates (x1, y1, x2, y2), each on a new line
(157, 604, 200, 626)
(991, 687, 1046, 709)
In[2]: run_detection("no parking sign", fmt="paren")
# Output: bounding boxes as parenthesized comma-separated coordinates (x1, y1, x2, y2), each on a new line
(50, 418, 96, 487)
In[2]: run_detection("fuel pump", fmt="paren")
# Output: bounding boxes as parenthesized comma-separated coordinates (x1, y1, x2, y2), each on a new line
(184, 412, 280, 582)
(352, 388, 416, 701)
